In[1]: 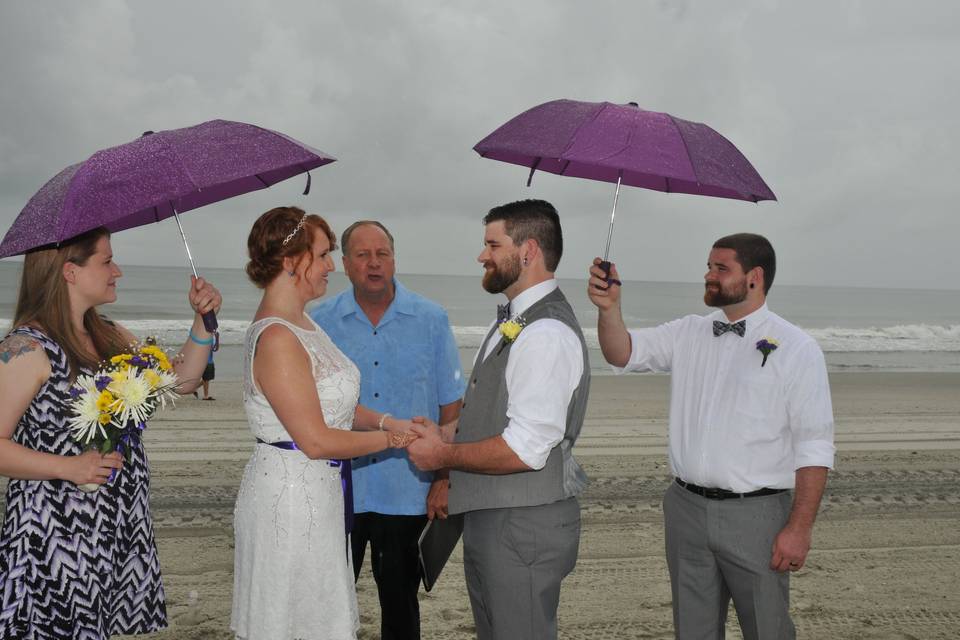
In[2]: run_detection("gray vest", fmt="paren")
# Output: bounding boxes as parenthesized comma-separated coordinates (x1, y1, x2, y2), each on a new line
(449, 287, 590, 514)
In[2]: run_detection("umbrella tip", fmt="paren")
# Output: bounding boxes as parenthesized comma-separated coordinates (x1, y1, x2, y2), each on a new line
(141, 130, 155, 137)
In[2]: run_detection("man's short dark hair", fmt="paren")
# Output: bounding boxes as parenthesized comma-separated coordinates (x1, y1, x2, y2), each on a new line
(483, 199, 563, 272)
(341, 220, 395, 255)
(712, 233, 776, 294)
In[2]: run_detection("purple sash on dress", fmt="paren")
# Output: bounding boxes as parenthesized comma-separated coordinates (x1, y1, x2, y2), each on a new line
(255, 438, 354, 534)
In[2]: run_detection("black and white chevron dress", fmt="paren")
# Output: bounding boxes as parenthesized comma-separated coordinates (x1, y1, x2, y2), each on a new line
(0, 327, 167, 639)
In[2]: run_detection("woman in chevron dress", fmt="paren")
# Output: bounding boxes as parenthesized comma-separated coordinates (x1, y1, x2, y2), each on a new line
(0, 227, 221, 639)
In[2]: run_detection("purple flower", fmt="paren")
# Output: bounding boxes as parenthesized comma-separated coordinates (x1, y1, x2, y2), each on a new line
(130, 356, 148, 368)
(69, 387, 84, 399)
(95, 376, 113, 392)
(755, 338, 779, 367)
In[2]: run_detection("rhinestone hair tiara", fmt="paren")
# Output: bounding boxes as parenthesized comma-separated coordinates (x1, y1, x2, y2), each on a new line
(282, 213, 308, 246)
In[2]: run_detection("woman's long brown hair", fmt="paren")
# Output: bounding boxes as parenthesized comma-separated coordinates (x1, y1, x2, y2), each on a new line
(13, 227, 130, 379)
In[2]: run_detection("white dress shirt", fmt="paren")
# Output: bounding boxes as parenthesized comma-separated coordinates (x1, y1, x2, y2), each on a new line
(477, 280, 584, 470)
(616, 304, 835, 492)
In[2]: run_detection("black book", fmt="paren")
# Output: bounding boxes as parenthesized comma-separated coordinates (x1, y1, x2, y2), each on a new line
(417, 513, 464, 592)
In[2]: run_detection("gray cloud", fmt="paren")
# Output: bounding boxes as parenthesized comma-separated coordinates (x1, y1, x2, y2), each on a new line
(1, 0, 957, 289)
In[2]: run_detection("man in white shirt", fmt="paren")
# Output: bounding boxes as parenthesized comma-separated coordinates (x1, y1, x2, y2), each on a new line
(587, 233, 834, 640)
(408, 199, 589, 640)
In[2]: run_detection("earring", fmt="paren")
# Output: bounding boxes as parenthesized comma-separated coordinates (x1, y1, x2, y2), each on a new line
(522, 257, 528, 266)
(288, 270, 295, 277)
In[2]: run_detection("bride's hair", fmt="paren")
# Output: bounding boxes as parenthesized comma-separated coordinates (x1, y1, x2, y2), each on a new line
(245, 206, 337, 288)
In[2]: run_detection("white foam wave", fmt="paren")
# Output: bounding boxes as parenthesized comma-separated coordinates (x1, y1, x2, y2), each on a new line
(4, 319, 958, 353)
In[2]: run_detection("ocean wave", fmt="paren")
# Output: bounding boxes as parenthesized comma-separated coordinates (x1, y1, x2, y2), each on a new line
(453, 324, 960, 353)
(4, 319, 958, 353)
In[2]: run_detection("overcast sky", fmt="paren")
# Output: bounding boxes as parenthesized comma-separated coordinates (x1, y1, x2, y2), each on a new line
(1, 1, 957, 290)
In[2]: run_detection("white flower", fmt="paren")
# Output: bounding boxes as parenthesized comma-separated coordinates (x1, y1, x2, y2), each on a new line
(108, 368, 155, 426)
(68, 376, 107, 444)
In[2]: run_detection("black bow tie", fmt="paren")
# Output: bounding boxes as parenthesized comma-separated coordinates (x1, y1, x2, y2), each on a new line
(497, 303, 511, 324)
(713, 320, 746, 337)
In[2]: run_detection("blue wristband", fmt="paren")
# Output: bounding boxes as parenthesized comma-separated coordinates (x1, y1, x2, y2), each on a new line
(189, 330, 214, 346)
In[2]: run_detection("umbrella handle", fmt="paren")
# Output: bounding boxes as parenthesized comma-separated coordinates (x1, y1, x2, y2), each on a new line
(201, 311, 220, 351)
(597, 260, 622, 288)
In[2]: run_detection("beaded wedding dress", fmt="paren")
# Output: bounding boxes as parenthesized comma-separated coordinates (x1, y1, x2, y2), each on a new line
(231, 317, 360, 640)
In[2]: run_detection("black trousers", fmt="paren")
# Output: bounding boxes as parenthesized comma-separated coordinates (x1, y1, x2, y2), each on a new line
(352, 512, 428, 640)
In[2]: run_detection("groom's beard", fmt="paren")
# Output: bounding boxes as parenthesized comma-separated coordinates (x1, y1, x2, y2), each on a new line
(482, 253, 521, 294)
(703, 278, 748, 307)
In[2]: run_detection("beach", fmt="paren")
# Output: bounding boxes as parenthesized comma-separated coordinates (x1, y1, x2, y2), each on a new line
(72, 371, 959, 639)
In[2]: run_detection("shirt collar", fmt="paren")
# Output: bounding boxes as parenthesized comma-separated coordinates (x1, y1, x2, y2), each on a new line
(506, 279, 558, 318)
(335, 277, 416, 322)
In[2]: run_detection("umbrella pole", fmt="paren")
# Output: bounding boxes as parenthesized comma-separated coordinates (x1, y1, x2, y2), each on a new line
(602, 172, 623, 261)
(172, 209, 220, 338)
(597, 172, 623, 287)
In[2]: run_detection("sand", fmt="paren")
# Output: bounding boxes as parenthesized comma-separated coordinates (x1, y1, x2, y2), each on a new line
(4, 372, 959, 639)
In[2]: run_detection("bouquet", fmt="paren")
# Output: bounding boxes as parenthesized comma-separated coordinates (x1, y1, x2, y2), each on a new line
(68, 344, 179, 490)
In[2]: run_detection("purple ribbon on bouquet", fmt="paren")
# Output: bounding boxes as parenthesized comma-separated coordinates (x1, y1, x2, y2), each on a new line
(255, 438, 354, 535)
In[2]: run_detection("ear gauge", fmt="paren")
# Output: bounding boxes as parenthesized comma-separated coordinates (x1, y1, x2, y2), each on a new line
(749, 283, 756, 289)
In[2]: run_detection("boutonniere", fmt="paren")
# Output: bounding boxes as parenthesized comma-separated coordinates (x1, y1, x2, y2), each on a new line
(496, 316, 527, 354)
(755, 338, 779, 367)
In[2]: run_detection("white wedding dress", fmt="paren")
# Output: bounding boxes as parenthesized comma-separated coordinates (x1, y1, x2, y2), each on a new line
(231, 317, 361, 640)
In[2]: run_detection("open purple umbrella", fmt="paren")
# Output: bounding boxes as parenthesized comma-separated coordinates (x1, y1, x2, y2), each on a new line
(473, 99, 776, 275)
(0, 119, 336, 333)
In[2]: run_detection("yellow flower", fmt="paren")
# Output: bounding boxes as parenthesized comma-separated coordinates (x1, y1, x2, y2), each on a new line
(96, 390, 115, 412)
(98, 413, 112, 425)
(498, 320, 524, 342)
(110, 353, 133, 365)
(143, 369, 161, 388)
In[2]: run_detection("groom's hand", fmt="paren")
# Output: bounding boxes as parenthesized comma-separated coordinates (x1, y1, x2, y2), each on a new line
(408, 417, 447, 471)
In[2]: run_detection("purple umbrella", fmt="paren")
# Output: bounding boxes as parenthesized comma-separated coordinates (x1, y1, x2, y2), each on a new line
(0, 119, 336, 334)
(473, 99, 776, 275)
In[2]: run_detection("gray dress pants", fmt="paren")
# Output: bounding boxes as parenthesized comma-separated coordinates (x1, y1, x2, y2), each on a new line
(462, 497, 580, 640)
(663, 481, 795, 640)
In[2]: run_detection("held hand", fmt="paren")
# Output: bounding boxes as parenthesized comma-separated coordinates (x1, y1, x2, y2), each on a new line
(188, 276, 222, 316)
(770, 523, 813, 572)
(587, 257, 622, 311)
(67, 450, 123, 486)
(407, 420, 446, 471)
(426, 477, 449, 520)
(387, 430, 419, 449)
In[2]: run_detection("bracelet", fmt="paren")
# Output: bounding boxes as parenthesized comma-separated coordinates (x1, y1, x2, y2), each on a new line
(188, 330, 214, 346)
(378, 413, 391, 431)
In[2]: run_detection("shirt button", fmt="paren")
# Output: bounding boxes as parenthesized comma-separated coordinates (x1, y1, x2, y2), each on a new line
(455, 427, 459, 434)
(374, 361, 379, 366)
(371, 457, 377, 463)
(374, 392, 379, 398)
(373, 330, 378, 335)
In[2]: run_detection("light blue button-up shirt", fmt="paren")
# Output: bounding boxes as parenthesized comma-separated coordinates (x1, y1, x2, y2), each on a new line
(310, 279, 465, 515)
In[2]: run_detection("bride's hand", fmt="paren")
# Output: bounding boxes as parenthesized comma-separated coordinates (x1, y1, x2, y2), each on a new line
(387, 430, 419, 449)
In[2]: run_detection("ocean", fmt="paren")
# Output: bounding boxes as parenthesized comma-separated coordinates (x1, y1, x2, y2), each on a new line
(2, 262, 958, 379)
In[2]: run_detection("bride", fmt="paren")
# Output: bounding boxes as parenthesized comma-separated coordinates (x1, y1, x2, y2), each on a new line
(231, 207, 416, 640)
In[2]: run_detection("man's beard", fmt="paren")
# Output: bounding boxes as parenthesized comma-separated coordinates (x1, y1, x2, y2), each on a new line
(703, 279, 748, 307)
(482, 253, 521, 294)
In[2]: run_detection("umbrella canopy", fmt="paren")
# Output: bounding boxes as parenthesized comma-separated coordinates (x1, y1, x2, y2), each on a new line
(0, 119, 336, 258)
(473, 99, 776, 203)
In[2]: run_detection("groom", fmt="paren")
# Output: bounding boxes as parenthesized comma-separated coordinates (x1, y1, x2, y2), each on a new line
(408, 199, 589, 640)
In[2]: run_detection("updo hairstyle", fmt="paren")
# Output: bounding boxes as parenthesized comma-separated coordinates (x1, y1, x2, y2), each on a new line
(245, 206, 337, 288)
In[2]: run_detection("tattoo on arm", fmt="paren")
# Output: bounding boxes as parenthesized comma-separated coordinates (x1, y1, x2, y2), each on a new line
(0, 336, 41, 364)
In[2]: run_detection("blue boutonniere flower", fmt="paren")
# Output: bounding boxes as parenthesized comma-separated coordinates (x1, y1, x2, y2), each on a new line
(756, 338, 779, 367)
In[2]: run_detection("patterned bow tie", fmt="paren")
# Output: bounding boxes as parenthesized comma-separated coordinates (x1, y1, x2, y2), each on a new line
(713, 320, 746, 337)
(497, 303, 511, 324)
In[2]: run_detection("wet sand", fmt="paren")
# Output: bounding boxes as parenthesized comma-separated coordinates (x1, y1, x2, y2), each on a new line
(8, 372, 959, 639)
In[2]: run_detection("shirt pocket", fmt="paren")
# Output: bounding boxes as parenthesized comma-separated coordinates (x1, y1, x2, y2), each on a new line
(733, 370, 783, 422)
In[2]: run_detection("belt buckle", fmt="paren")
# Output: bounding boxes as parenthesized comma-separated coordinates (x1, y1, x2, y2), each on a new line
(702, 487, 726, 500)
